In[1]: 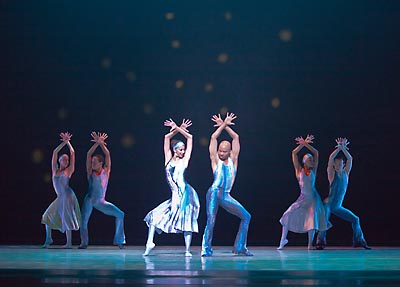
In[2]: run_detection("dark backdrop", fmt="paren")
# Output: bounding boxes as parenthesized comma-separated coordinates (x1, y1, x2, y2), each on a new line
(1, 1, 399, 247)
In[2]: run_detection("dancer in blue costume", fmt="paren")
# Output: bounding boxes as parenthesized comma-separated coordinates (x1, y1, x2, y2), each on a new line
(143, 119, 200, 257)
(42, 132, 81, 248)
(278, 135, 330, 250)
(201, 112, 252, 257)
(316, 138, 370, 249)
(79, 132, 125, 249)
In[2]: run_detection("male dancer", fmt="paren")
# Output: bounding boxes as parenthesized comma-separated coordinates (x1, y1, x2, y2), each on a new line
(201, 112, 252, 256)
(316, 138, 370, 249)
(79, 132, 126, 249)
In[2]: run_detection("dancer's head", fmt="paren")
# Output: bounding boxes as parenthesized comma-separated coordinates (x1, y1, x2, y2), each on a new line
(218, 141, 231, 161)
(91, 154, 104, 171)
(171, 139, 186, 159)
(58, 154, 69, 169)
(302, 153, 314, 169)
(333, 155, 345, 172)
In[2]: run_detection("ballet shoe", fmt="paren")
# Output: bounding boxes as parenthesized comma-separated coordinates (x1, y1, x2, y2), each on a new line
(353, 240, 371, 250)
(185, 251, 192, 257)
(143, 243, 155, 256)
(234, 249, 253, 256)
(62, 244, 73, 249)
(277, 239, 288, 250)
(78, 244, 88, 249)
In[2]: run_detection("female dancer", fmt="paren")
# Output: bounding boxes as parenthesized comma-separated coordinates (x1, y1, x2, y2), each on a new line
(143, 119, 200, 256)
(41, 132, 81, 248)
(278, 135, 329, 250)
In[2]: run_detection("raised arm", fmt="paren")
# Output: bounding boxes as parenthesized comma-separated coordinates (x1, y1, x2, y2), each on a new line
(87, 132, 100, 175)
(292, 137, 305, 176)
(97, 133, 111, 177)
(163, 119, 179, 165)
(63, 133, 75, 177)
(303, 135, 319, 171)
(223, 113, 240, 167)
(209, 114, 226, 169)
(176, 119, 193, 166)
(51, 133, 68, 175)
(327, 146, 341, 184)
(338, 138, 353, 175)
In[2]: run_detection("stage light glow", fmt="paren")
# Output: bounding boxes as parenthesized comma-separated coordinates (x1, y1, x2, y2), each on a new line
(126, 72, 136, 82)
(204, 83, 214, 92)
(271, 97, 281, 108)
(43, 173, 51, 183)
(121, 133, 135, 149)
(220, 106, 228, 115)
(57, 108, 68, 120)
(279, 29, 293, 42)
(101, 58, 112, 69)
(171, 40, 181, 49)
(143, 103, 154, 115)
(175, 80, 184, 89)
(32, 149, 44, 164)
(165, 12, 175, 20)
(199, 137, 209, 147)
(217, 53, 229, 63)
(224, 11, 232, 21)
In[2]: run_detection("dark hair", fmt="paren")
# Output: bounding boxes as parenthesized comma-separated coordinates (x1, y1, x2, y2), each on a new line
(170, 139, 184, 150)
(334, 152, 345, 162)
(93, 154, 105, 166)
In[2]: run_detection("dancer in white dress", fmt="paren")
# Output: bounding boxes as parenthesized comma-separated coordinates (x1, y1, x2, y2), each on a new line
(41, 132, 81, 248)
(143, 119, 200, 256)
(278, 135, 329, 250)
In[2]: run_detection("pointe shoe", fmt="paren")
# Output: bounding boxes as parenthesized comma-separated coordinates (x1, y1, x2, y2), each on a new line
(143, 243, 155, 256)
(185, 251, 192, 257)
(277, 239, 288, 250)
(42, 239, 53, 248)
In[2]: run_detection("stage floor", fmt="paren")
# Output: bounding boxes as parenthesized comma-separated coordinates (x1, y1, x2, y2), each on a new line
(1, 245, 399, 286)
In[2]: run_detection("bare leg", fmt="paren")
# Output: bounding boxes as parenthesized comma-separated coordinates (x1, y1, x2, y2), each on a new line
(62, 230, 72, 249)
(143, 225, 156, 256)
(42, 225, 53, 248)
(277, 226, 289, 250)
(308, 230, 315, 250)
(184, 231, 192, 257)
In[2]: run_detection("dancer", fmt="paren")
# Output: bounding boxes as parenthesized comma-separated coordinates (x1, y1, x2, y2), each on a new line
(278, 135, 329, 250)
(41, 132, 81, 248)
(316, 138, 370, 249)
(79, 132, 125, 249)
(143, 119, 200, 256)
(201, 112, 252, 257)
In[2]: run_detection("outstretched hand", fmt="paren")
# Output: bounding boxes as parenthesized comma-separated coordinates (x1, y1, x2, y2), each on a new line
(180, 118, 192, 132)
(211, 114, 224, 127)
(164, 118, 178, 132)
(295, 136, 305, 145)
(224, 112, 237, 126)
(91, 132, 108, 145)
(336, 137, 349, 150)
(305, 134, 314, 144)
(60, 132, 72, 142)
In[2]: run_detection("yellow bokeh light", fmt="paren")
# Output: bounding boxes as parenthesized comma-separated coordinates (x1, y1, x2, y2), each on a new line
(57, 108, 68, 120)
(143, 103, 154, 115)
(32, 149, 44, 164)
(165, 12, 175, 20)
(121, 133, 135, 149)
(43, 173, 51, 184)
(171, 40, 181, 49)
(217, 53, 229, 63)
(175, 80, 184, 89)
(279, 29, 293, 42)
(204, 83, 214, 92)
(271, 97, 281, 108)
(199, 137, 209, 147)
(126, 71, 136, 82)
(220, 106, 229, 115)
(101, 57, 112, 69)
(224, 11, 232, 21)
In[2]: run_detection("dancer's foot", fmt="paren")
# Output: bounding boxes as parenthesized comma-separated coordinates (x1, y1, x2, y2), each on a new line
(62, 244, 72, 249)
(143, 243, 155, 256)
(307, 245, 315, 250)
(277, 239, 288, 250)
(42, 239, 53, 248)
(201, 252, 212, 257)
(185, 251, 192, 257)
(78, 244, 88, 249)
(117, 244, 125, 249)
(353, 240, 371, 250)
(234, 249, 253, 256)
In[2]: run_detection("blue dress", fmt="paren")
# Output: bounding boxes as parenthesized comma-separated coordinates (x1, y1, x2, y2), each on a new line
(144, 158, 200, 234)
(280, 169, 330, 233)
(41, 173, 81, 232)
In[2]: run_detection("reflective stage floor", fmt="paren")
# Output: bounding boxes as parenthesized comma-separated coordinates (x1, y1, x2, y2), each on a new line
(1, 245, 400, 286)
